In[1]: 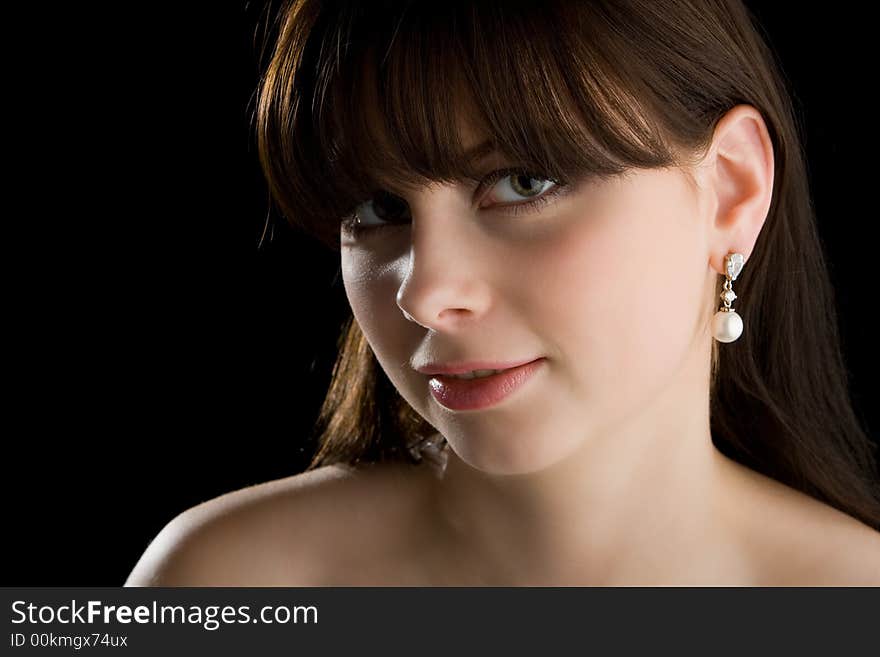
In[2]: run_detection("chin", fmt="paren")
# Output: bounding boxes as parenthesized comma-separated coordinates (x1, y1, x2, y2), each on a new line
(449, 436, 575, 477)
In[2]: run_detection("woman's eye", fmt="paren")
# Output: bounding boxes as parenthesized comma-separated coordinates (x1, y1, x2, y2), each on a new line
(345, 190, 410, 232)
(342, 168, 565, 235)
(481, 171, 558, 207)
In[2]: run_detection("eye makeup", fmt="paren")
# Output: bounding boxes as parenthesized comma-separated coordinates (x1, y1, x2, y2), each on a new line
(340, 167, 574, 237)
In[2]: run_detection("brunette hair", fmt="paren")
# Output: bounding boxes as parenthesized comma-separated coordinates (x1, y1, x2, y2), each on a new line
(253, 0, 880, 529)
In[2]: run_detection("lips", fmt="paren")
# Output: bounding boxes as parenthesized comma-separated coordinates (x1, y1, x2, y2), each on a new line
(416, 357, 540, 376)
(426, 358, 545, 411)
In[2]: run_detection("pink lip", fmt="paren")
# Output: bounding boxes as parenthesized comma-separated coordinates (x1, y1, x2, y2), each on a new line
(426, 358, 545, 411)
(416, 358, 540, 376)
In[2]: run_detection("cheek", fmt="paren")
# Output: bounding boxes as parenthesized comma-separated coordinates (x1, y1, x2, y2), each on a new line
(524, 182, 707, 404)
(340, 252, 374, 326)
(342, 253, 438, 424)
(341, 251, 418, 373)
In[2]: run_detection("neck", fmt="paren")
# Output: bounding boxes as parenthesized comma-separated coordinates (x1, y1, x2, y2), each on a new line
(427, 345, 747, 585)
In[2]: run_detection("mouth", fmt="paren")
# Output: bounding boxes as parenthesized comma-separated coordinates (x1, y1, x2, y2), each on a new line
(416, 357, 540, 376)
(426, 358, 546, 411)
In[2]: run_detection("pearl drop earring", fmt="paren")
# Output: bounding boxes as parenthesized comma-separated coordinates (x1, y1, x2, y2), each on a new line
(712, 252, 745, 343)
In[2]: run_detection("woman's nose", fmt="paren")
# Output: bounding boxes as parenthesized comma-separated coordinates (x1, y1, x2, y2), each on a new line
(394, 192, 493, 331)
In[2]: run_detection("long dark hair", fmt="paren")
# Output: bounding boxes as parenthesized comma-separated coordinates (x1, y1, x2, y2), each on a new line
(253, 0, 880, 530)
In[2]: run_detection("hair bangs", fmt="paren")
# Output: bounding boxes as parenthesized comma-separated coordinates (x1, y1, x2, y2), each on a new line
(262, 0, 704, 250)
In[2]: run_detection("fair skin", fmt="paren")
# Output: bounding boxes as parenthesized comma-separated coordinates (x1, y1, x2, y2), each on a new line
(125, 105, 880, 586)
(341, 103, 773, 583)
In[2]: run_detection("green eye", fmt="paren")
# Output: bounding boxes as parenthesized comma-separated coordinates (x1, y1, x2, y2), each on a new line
(341, 167, 571, 237)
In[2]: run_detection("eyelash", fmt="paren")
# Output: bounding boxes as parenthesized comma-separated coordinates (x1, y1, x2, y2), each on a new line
(341, 168, 568, 236)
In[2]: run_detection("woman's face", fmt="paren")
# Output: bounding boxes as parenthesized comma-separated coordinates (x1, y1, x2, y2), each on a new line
(340, 144, 716, 476)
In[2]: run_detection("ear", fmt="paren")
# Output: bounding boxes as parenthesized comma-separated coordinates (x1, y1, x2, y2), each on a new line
(694, 104, 775, 276)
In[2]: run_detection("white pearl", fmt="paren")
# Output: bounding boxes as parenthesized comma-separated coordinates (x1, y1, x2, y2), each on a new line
(712, 310, 743, 343)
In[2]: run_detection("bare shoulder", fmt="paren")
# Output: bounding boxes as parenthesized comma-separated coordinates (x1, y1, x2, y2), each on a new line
(125, 461, 424, 587)
(779, 499, 880, 585)
(727, 462, 880, 585)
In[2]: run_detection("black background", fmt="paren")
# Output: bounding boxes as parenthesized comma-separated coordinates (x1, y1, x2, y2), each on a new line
(3, 2, 876, 585)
